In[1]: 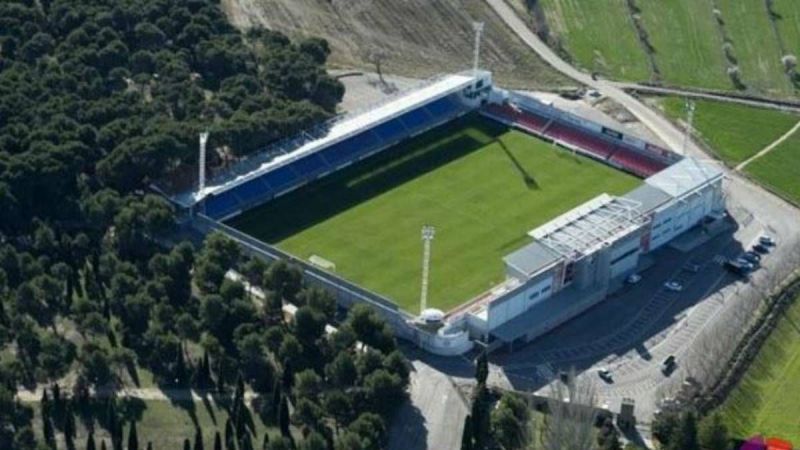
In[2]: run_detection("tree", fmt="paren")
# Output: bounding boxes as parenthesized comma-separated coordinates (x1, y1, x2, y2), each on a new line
(475, 352, 488, 386)
(127, 421, 139, 450)
(699, 413, 729, 450)
(597, 417, 622, 450)
(213, 432, 222, 450)
(460, 414, 474, 450)
(325, 352, 357, 389)
(491, 393, 530, 450)
(667, 412, 699, 450)
(87, 431, 97, 450)
(183, 439, 191, 450)
(278, 394, 291, 439)
(193, 427, 204, 450)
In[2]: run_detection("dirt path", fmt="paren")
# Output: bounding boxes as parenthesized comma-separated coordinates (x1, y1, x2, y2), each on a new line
(735, 120, 800, 171)
(617, 83, 800, 114)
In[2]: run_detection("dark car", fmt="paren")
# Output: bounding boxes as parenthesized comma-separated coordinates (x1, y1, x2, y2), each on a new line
(724, 260, 751, 276)
(753, 244, 770, 254)
(741, 252, 761, 265)
(661, 355, 677, 375)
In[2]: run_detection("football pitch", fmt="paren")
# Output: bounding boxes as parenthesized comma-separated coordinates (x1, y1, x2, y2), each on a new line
(228, 115, 640, 312)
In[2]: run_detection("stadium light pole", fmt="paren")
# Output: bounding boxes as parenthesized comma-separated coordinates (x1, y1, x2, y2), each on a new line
(682, 100, 695, 156)
(420, 225, 436, 315)
(472, 21, 485, 79)
(199, 131, 209, 192)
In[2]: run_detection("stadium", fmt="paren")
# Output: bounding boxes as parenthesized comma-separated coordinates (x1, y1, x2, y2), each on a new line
(165, 70, 725, 355)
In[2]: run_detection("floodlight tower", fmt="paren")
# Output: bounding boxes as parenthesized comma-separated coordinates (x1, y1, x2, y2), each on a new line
(682, 100, 696, 156)
(419, 225, 436, 315)
(472, 21, 485, 80)
(198, 131, 209, 192)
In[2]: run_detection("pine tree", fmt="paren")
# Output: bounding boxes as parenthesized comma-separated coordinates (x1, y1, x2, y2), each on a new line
(194, 426, 204, 450)
(87, 431, 97, 450)
(213, 432, 223, 450)
(127, 421, 139, 450)
(668, 412, 700, 450)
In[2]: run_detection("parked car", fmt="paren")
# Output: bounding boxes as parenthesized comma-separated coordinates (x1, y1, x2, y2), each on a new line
(626, 273, 642, 284)
(664, 281, 683, 292)
(683, 261, 701, 273)
(597, 368, 613, 383)
(724, 259, 751, 276)
(759, 235, 776, 246)
(735, 258, 755, 271)
(741, 252, 761, 265)
(661, 355, 677, 375)
(753, 244, 770, 254)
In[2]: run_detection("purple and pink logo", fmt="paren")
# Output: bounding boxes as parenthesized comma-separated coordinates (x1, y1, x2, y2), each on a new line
(740, 435, 794, 450)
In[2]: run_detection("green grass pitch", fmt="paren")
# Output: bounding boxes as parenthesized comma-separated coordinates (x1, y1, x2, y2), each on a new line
(718, 294, 800, 443)
(228, 115, 640, 312)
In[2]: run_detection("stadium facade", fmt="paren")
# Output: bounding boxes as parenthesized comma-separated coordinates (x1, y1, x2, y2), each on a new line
(165, 71, 725, 356)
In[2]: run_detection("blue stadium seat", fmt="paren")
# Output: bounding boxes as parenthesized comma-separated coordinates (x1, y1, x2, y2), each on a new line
(425, 96, 460, 118)
(371, 118, 408, 144)
(398, 108, 432, 133)
(263, 165, 299, 192)
(204, 192, 241, 219)
(230, 177, 272, 204)
(321, 131, 381, 165)
(292, 153, 328, 179)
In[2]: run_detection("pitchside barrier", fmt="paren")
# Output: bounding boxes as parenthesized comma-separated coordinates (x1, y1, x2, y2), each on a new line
(192, 214, 416, 340)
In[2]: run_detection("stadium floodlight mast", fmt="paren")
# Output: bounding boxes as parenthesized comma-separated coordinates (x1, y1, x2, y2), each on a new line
(198, 131, 209, 192)
(682, 100, 696, 156)
(419, 225, 436, 315)
(472, 21, 485, 80)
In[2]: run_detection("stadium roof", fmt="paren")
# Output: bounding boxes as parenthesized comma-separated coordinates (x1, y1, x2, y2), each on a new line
(504, 241, 563, 277)
(172, 71, 483, 206)
(528, 194, 646, 260)
(645, 158, 723, 199)
(622, 184, 672, 214)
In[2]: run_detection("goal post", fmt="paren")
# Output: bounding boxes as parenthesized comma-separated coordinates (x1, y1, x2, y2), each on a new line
(309, 254, 336, 272)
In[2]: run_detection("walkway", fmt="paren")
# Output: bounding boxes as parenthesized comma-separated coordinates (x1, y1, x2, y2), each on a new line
(614, 83, 800, 114)
(735, 120, 800, 171)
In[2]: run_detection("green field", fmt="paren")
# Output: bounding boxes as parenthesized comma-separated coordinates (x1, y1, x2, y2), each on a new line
(229, 116, 639, 312)
(534, 0, 799, 96)
(537, 0, 651, 81)
(746, 130, 800, 204)
(659, 98, 799, 164)
(717, 294, 800, 443)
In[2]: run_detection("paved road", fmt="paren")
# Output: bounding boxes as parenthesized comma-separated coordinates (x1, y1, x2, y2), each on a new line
(613, 83, 800, 114)
(486, 0, 800, 422)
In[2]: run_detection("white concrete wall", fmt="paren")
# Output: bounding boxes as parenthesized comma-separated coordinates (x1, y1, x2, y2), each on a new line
(487, 274, 554, 330)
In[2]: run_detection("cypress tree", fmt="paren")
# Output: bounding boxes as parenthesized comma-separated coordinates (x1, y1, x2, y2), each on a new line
(100, 440, 108, 450)
(127, 421, 138, 450)
(278, 394, 290, 439)
(213, 432, 222, 450)
(64, 403, 76, 450)
(183, 438, 191, 450)
(41, 389, 51, 422)
(194, 427, 204, 450)
(475, 352, 488, 385)
(53, 383, 63, 422)
(146, 444, 153, 450)
(87, 431, 97, 450)
(224, 418, 236, 450)
(261, 433, 268, 450)
(43, 416, 56, 449)
(460, 414, 473, 450)
(270, 381, 281, 424)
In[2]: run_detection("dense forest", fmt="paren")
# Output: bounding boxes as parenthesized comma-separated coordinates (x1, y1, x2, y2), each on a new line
(0, 1, 411, 449)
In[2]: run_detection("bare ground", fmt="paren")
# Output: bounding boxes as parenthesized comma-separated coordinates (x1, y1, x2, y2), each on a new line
(222, 0, 570, 89)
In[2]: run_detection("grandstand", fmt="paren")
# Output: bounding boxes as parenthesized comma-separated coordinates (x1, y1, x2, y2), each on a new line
(167, 69, 728, 355)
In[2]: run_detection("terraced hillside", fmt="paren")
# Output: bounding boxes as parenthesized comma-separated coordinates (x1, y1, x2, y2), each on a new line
(222, 0, 569, 89)
(511, 0, 800, 97)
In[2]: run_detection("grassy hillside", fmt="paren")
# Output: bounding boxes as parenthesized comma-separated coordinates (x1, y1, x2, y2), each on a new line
(746, 131, 800, 204)
(520, 0, 800, 97)
(717, 294, 800, 443)
(222, 0, 569, 89)
(658, 98, 799, 164)
(229, 116, 639, 312)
